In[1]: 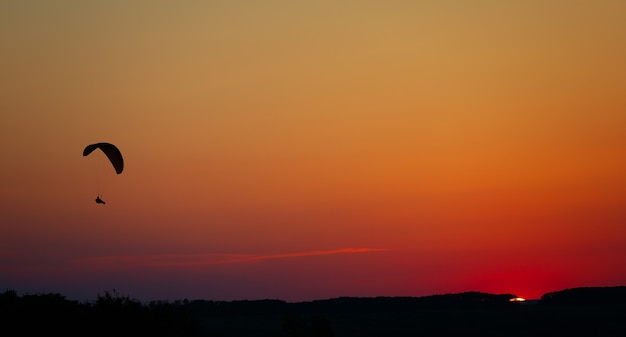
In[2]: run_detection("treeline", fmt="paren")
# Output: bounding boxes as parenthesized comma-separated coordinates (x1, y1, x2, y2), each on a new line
(3, 287, 626, 336)
(0, 290, 335, 337)
(185, 291, 517, 317)
(0, 290, 202, 337)
(0, 290, 521, 337)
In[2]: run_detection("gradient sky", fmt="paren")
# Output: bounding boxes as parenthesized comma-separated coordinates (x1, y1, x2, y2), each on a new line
(1, 0, 626, 302)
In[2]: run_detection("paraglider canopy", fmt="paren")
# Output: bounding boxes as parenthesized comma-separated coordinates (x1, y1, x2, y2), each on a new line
(83, 142, 124, 174)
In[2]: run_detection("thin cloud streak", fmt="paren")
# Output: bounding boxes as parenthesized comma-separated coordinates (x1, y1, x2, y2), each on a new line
(75, 248, 389, 269)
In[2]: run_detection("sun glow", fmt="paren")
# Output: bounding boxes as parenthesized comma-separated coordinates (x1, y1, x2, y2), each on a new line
(509, 297, 526, 302)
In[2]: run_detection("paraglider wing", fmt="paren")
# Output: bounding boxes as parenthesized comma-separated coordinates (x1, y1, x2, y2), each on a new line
(83, 142, 124, 174)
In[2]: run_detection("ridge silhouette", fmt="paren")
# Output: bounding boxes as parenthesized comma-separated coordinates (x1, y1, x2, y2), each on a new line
(3, 286, 626, 336)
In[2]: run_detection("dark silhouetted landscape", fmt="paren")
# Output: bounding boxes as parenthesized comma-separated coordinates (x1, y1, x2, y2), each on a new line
(2, 286, 626, 336)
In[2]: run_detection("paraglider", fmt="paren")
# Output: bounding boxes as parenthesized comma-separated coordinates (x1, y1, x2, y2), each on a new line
(83, 142, 123, 204)
(83, 142, 124, 174)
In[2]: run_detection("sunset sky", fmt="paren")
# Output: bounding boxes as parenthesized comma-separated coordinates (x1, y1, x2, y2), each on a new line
(1, 0, 626, 302)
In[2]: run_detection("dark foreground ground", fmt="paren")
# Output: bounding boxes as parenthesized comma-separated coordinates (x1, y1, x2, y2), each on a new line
(2, 287, 626, 336)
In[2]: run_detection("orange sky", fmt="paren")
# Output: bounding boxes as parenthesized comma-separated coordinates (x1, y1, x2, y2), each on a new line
(1, 0, 626, 301)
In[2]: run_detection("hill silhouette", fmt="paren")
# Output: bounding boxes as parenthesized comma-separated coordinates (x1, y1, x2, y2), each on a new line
(2, 287, 626, 336)
(541, 286, 626, 305)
